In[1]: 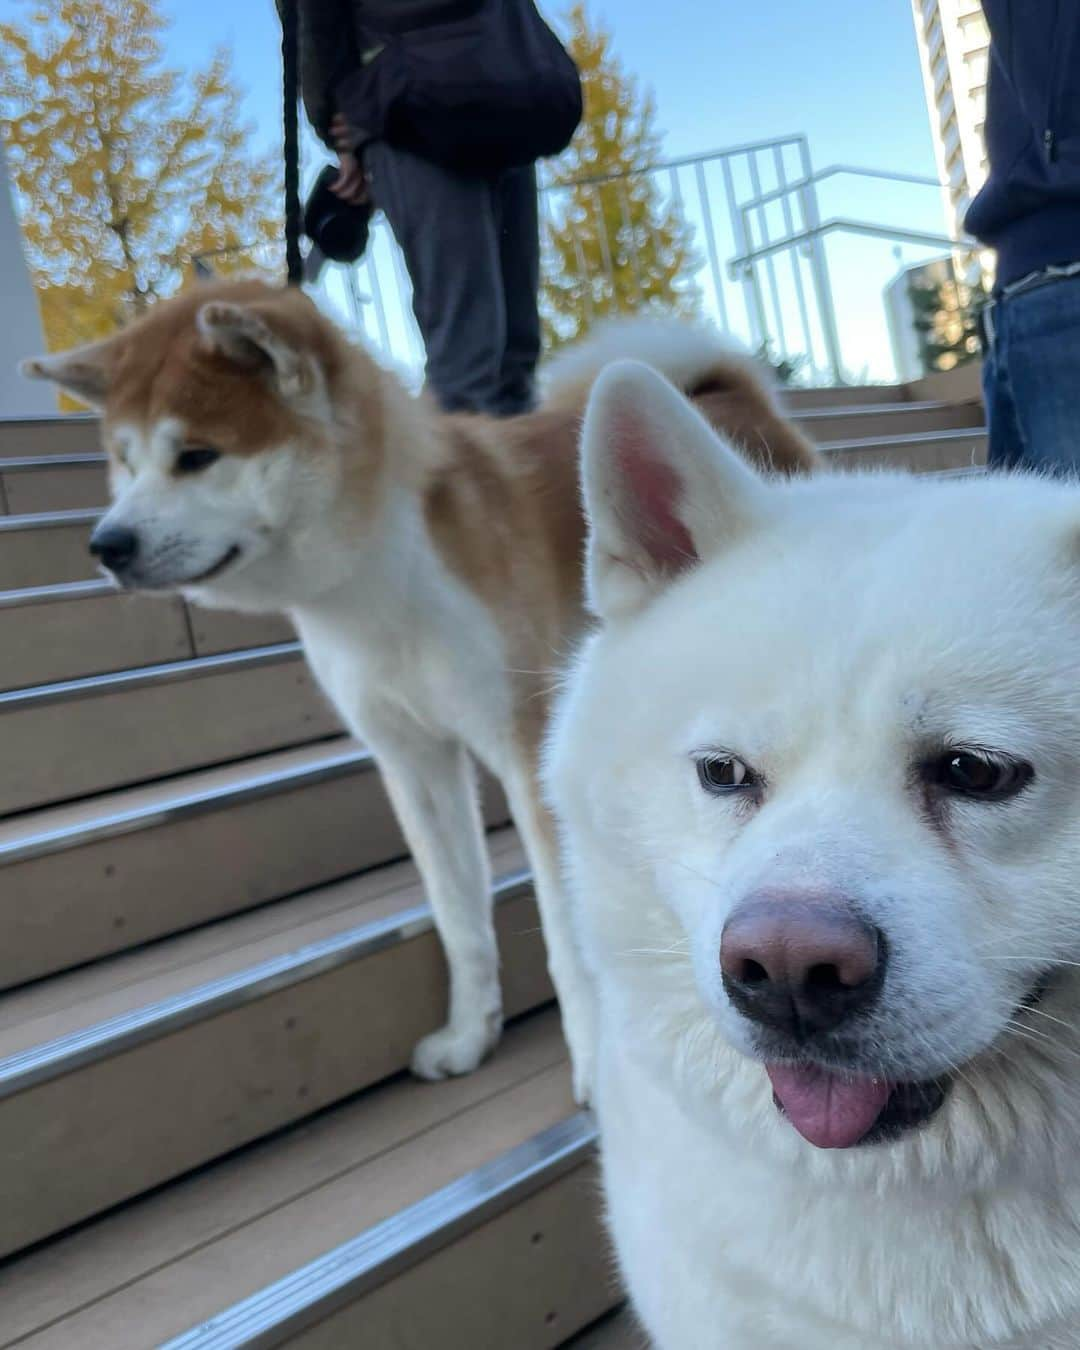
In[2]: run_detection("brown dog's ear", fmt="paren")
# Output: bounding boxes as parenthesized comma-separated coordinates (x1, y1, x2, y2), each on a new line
(20, 334, 124, 410)
(196, 300, 312, 400)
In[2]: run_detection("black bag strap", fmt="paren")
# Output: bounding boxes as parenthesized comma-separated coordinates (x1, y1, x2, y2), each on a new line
(281, 0, 303, 286)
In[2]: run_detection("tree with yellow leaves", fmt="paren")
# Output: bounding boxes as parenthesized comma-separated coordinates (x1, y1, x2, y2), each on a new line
(0, 0, 281, 352)
(541, 3, 698, 349)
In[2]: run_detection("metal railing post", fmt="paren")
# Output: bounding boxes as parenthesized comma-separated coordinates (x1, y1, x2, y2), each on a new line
(362, 250, 392, 356)
(721, 155, 767, 350)
(746, 150, 789, 361)
(693, 161, 730, 333)
(797, 139, 844, 384)
(192, 135, 958, 392)
(772, 143, 814, 374)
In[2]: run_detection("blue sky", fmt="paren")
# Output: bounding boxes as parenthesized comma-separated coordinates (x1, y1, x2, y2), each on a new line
(149, 0, 940, 177)
(2, 0, 953, 379)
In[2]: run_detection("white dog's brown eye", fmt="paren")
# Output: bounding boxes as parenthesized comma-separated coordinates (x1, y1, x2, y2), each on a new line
(929, 749, 1033, 802)
(696, 755, 752, 794)
(175, 447, 221, 475)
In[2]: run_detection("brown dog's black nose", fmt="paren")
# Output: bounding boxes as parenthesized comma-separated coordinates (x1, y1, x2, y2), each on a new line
(720, 897, 885, 1038)
(89, 525, 138, 573)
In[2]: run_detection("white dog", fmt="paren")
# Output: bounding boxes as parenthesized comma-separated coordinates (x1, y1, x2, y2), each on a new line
(545, 360, 1080, 1347)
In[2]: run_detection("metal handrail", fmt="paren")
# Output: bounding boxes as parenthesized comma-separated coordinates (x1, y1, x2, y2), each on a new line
(740, 163, 945, 216)
(538, 133, 809, 192)
(190, 132, 965, 388)
(192, 135, 816, 266)
(729, 217, 968, 276)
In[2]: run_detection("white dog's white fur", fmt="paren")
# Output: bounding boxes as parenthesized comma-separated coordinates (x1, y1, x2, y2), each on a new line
(545, 361, 1080, 1347)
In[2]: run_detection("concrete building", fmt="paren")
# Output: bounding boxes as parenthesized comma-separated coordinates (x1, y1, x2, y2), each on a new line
(0, 141, 52, 415)
(884, 255, 955, 382)
(910, 0, 990, 242)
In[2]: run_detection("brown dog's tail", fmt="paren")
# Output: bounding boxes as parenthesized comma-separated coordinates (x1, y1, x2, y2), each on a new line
(541, 316, 817, 476)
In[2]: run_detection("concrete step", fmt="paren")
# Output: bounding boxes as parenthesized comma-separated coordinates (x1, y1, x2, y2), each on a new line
(566, 1309, 641, 1348)
(0, 399, 983, 517)
(0, 739, 504, 989)
(189, 603, 296, 656)
(163, 1106, 603, 1350)
(0, 643, 341, 816)
(0, 579, 294, 690)
(0, 423, 985, 595)
(0, 452, 108, 513)
(0, 388, 906, 459)
(0, 833, 549, 1257)
(0, 384, 910, 462)
(1, 1012, 613, 1350)
(0, 413, 99, 458)
(0, 507, 99, 587)
(0, 401, 979, 516)
(822, 426, 988, 473)
(0, 427, 986, 699)
(0, 580, 191, 687)
(796, 398, 982, 446)
(783, 383, 908, 409)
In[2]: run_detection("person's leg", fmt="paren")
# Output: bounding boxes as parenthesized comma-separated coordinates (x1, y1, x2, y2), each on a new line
(995, 276, 1080, 475)
(981, 304, 1026, 471)
(489, 163, 542, 417)
(365, 140, 505, 413)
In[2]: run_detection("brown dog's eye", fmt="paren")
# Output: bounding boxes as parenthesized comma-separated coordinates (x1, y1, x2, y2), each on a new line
(927, 749, 1033, 802)
(175, 447, 221, 475)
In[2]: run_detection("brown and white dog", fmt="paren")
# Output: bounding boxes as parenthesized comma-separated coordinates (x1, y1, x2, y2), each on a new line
(23, 280, 815, 1099)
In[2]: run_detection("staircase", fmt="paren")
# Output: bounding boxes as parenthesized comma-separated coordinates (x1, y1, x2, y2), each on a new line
(0, 377, 985, 1349)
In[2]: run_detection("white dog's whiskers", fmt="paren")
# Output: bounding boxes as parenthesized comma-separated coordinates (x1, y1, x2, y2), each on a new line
(979, 955, 1080, 970)
(663, 856, 729, 892)
(616, 942, 692, 960)
(1018, 1004, 1077, 1035)
(907, 1024, 981, 1098)
(1001, 1018, 1080, 1065)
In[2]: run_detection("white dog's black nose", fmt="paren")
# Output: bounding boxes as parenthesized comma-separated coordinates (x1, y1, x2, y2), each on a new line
(720, 897, 885, 1038)
(89, 525, 139, 573)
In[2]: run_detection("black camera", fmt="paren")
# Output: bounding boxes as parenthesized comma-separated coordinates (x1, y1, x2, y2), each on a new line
(303, 164, 373, 265)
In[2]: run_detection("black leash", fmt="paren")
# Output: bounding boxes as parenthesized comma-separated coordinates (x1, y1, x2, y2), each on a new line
(281, 0, 303, 286)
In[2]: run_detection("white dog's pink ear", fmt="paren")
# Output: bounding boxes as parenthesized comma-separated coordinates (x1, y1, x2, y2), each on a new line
(580, 359, 769, 620)
(196, 301, 312, 400)
(20, 334, 124, 410)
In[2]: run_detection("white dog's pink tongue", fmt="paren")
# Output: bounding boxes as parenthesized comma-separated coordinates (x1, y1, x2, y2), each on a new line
(766, 1064, 891, 1149)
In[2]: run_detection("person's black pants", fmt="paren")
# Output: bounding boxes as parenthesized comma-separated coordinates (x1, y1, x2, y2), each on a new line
(366, 141, 541, 416)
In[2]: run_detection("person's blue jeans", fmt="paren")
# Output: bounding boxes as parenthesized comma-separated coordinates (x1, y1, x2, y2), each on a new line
(982, 274, 1080, 474)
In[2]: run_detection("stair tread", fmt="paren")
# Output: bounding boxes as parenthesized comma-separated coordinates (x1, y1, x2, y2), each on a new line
(1, 1011, 571, 1349)
(0, 397, 981, 472)
(819, 424, 987, 451)
(566, 1309, 642, 1349)
(0, 405, 985, 479)
(0, 413, 98, 459)
(0, 826, 525, 1060)
(783, 380, 912, 405)
(0, 638, 303, 707)
(0, 453, 105, 468)
(792, 397, 979, 420)
(0, 505, 99, 527)
(0, 416, 989, 549)
(0, 737, 362, 855)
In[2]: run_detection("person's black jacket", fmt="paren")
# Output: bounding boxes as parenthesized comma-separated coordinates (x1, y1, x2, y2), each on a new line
(281, 0, 468, 145)
(965, 0, 1080, 286)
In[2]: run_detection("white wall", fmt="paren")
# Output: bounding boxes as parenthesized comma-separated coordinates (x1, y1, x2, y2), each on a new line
(0, 141, 54, 416)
